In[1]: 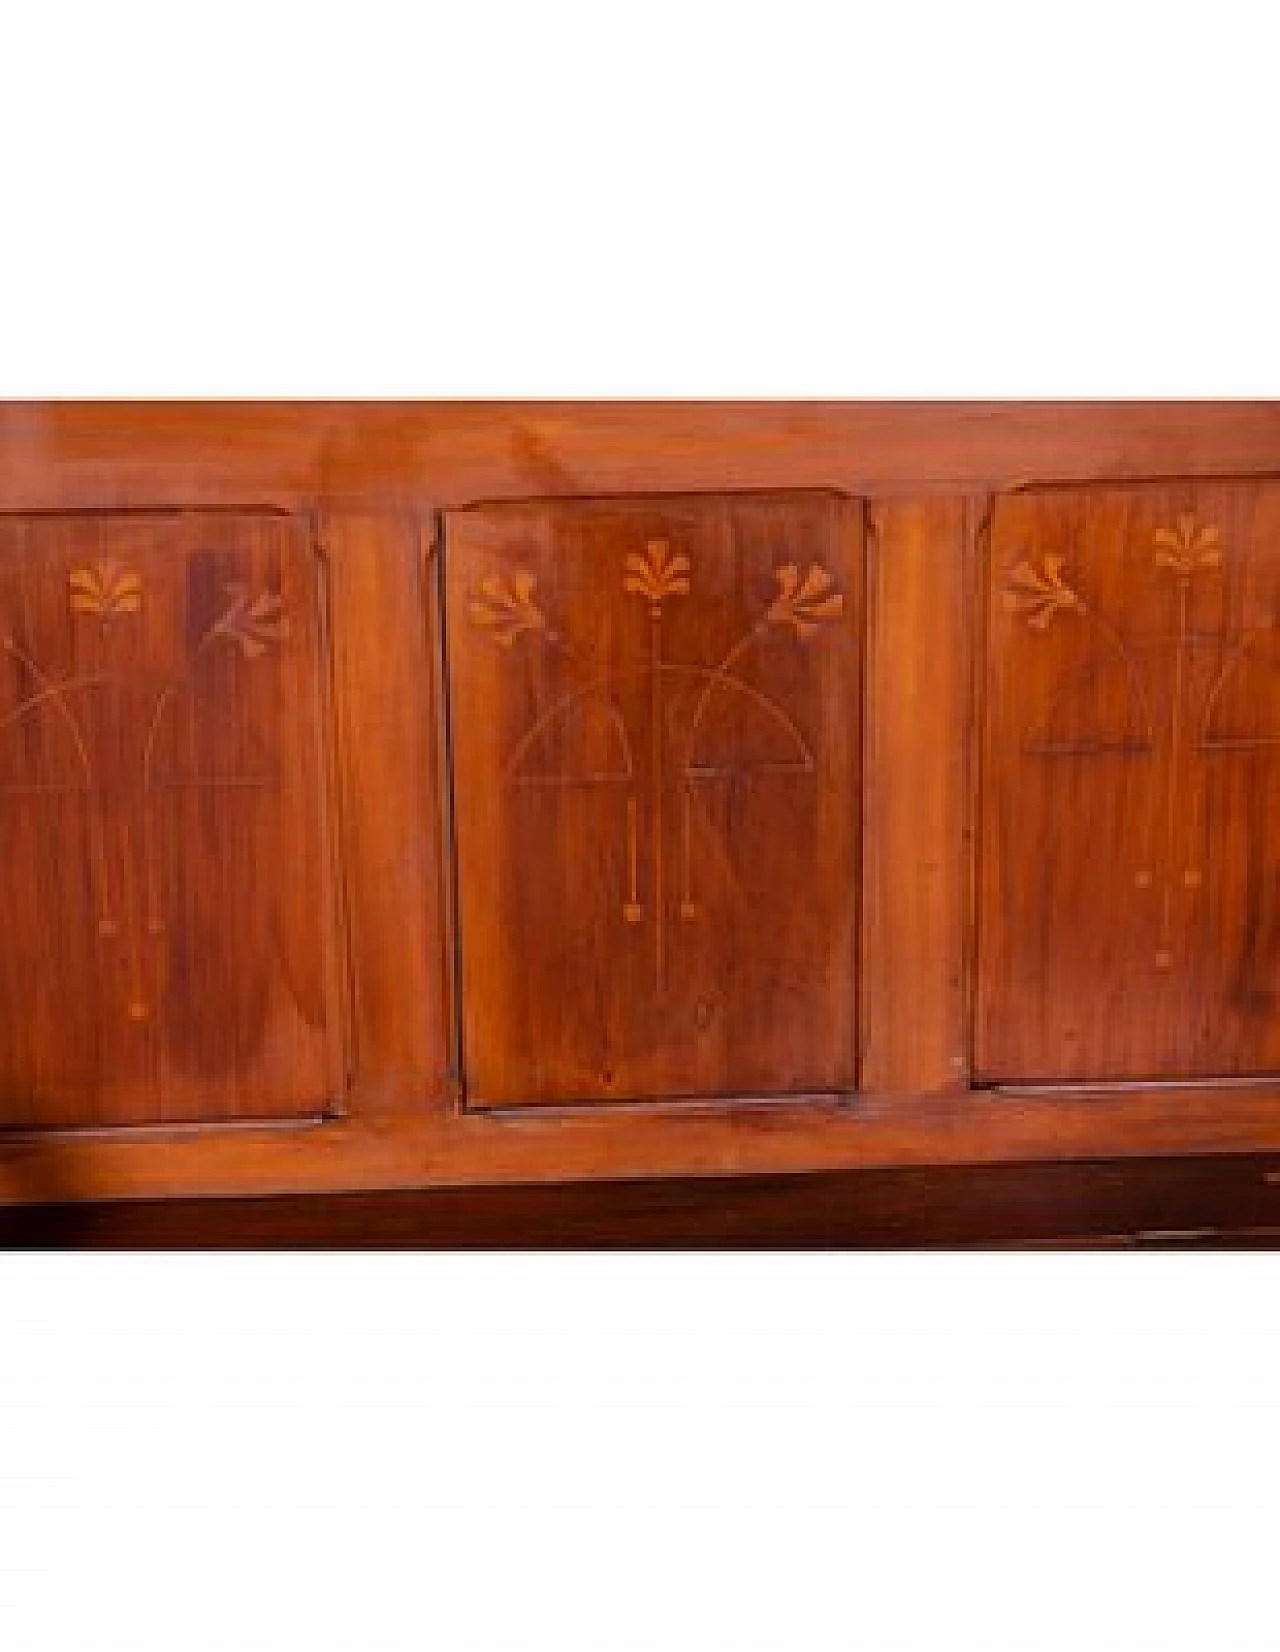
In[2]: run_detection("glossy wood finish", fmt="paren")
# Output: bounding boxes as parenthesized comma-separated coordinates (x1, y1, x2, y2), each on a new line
(3, 403, 1280, 511)
(0, 511, 342, 1127)
(861, 497, 978, 1094)
(324, 512, 453, 1114)
(5, 1153, 1280, 1248)
(979, 483, 1280, 1082)
(12, 1086, 1280, 1210)
(1, 405, 1280, 1228)
(445, 493, 860, 1106)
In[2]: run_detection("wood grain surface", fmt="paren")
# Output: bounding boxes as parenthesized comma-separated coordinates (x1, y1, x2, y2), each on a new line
(979, 482, 1280, 1082)
(5, 1153, 1280, 1247)
(3, 402, 1280, 511)
(0, 512, 343, 1127)
(323, 512, 452, 1113)
(0, 405, 1278, 1227)
(861, 497, 979, 1094)
(445, 493, 860, 1106)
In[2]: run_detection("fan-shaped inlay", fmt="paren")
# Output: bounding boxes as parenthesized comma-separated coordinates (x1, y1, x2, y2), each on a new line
(470, 545, 845, 993)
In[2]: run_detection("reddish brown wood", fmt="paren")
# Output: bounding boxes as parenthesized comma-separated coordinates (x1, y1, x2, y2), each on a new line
(445, 493, 860, 1106)
(0, 511, 342, 1127)
(5, 1153, 1280, 1247)
(323, 512, 452, 1114)
(978, 482, 1280, 1082)
(0, 406, 1278, 1228)
(861, 497, 979, 1095)
(10, 1085, 1280, 1210)
(3, 403, 1280, 513)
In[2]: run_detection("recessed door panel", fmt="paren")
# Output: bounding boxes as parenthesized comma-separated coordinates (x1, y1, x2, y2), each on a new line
(978, 484, 1280, 1083)
(0, 512, 342, 1126)
(445, 493, 861, 1107)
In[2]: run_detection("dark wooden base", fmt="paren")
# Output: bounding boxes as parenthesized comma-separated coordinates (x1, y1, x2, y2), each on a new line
(5, 1154, 1280, 1248)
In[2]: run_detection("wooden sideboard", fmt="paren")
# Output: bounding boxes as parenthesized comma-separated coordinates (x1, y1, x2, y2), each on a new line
(4, 402, 1280, 1241)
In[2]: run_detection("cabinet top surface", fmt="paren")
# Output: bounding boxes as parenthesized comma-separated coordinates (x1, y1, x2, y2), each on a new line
(2, 402, 1279, 512)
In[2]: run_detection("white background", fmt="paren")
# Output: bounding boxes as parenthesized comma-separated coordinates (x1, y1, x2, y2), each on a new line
(3, 3, 1280, 1649)
(2, 1, 1278, 395)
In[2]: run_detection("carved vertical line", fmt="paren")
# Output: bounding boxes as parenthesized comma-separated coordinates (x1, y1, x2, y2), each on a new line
(119, 817, 150, 1025)
(1155, 576, 1191, 969)
(680, 784, 696, 920)
(624, 794, 642, 922)
(650, 605, 664, 992)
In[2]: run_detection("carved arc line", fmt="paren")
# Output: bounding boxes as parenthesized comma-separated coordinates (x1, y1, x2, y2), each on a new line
(1020, 630, 1156, 758)
(682, 620, 770, 773)
(1011, 533, 1280, 975)
(1079, 602, 1157, 739)
(0, 566, 293, 1032)
(1025, 632, 1280, 756)
(668, 665, 818, 769)
(1198, 631, 1280, 749)
(681, 665, 817, 775)
(0, 672, 111, 740)
(486, 540, 833, 985)
(1021, 656, 1154, 756)
(500, 665, 813, 787)
(0, 642, 113, 932)
(500, 685, 635, 786)
(139, 610, 257, 934)
(499, 661, 819, 979)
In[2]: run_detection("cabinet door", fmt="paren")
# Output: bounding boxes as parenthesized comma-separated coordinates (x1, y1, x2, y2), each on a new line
(0, 513, 343, 1126)
(444, 492, 861, 1107)
(978, 484, 1280, 1083)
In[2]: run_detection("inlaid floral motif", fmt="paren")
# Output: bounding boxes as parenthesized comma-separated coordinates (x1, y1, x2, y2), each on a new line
(2, 563, 290, 1022)
(469, 538, 846, 992)
(210, 583, 290, 658)
(1002, 554, 1084, 630)
(1154, 514, 1222, 576)
(766, 562, 845, 638)
(623, 540, 691, 611)
(69, 558, 142, 622)
(1002, 516, 1280, 972)
(467, 571, 548, 647)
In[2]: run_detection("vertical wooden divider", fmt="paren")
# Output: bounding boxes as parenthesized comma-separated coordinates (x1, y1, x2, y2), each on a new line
(322, 512, 452, 1116)
(860, 497, 983, 1096)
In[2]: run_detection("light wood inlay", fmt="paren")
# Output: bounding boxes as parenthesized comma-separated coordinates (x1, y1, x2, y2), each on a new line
(979, 484, 1280, 1083)
(445, 492, 861, 1108)
(0, 512, 342, 1127)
